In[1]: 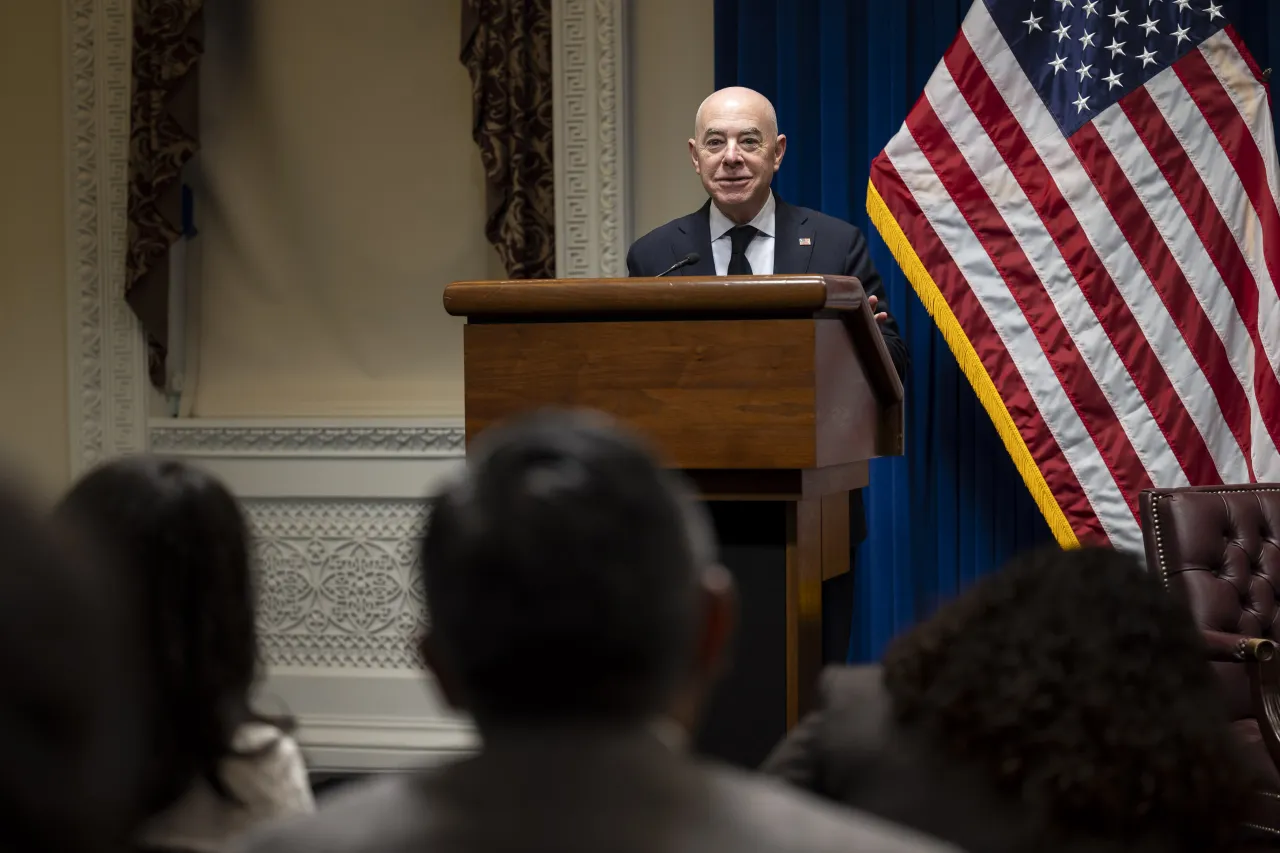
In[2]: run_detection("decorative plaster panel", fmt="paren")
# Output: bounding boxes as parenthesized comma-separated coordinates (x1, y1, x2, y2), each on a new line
(248, 499, 429, 670)
(149, 422, 466, 457)
(64, 0, 148, 476)
(553, 0, 629, 278)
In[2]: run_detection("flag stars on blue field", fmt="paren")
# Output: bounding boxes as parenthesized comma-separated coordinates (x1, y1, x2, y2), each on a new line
(988, 0, 1233, 136)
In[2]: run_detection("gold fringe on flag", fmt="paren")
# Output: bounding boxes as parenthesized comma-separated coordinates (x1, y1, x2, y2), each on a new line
(865, 178, 1079, 548)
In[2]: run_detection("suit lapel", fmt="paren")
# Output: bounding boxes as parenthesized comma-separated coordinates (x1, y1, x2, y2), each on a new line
(772, 198, 814, 274)
(672, 200, 716, 276)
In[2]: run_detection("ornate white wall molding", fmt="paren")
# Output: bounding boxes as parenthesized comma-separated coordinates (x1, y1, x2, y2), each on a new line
(64, 0, 148, 478)
(159, 421, 472, 770)
(552, 0, 630, 278)
(287, 713, 477, 772)
(263, 674, 477, 772)
(245, 495, 480, 772)
(249, 498, 428, 671)
(150, 419, 467, 500)
(149, 420, 466, 458)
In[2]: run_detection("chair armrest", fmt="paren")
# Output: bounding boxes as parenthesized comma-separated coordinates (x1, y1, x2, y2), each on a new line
(1200, 631, 1280, 778)
(1203, 630, 1277, 663)
(1246, 639, 1280, 771)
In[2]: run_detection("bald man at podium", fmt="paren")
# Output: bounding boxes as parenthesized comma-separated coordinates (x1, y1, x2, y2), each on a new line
(626, 86, 909, 767)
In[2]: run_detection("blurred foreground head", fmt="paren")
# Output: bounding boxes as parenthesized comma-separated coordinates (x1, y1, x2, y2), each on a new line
(883, 545, 1244, 852)
(419, 408, 734, 734)
(54, 455, 270, 819)
(0, 475, 144, 853)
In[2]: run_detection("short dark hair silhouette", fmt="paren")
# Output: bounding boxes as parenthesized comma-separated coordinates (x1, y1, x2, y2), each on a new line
(55, 455, 289, 821)
(421, 408, 716, 725)
(0, 475, 144, 853)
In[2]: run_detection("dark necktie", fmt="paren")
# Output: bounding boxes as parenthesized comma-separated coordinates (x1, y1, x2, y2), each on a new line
(727, 224, 757, 275)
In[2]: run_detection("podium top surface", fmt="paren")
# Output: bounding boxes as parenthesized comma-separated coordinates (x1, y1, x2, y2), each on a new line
(443, 275, 863, 318)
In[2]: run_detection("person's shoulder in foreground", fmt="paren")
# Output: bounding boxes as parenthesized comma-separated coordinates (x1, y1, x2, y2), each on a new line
(230, 758, 963, 853)
(702, 756, 964, 852)
(231, 407, 957, 853)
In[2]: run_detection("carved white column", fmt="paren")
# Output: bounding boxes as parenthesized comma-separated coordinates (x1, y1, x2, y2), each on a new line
(63, 0, 148, 476)
(552, 0, 631, 278)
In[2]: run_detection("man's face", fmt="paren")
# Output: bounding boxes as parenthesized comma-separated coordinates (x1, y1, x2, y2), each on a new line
(689, 96, 786, 223)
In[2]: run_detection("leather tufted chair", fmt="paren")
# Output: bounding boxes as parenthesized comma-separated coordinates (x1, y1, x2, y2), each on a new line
(1140, 485, 1280, 841)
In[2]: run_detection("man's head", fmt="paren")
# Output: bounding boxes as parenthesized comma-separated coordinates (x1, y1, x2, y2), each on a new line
(689, 86, 786, 224)
(418, 408, 735, 734)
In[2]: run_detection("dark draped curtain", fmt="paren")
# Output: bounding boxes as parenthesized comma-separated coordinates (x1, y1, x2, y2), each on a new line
(461, 0, 556, 279)
(715, 0, 1280, 663)
(128, 0, 202, 389)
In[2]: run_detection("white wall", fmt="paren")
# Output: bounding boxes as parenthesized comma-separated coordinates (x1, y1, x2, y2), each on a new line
(190, 0, 715, 418)
(630, 0, 716, 240)
(190, 0, 504, 418)
(0, 0, 69, 499)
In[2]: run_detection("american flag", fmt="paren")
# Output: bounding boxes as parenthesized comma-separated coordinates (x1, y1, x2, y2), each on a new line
(867, 0, 1280, 553)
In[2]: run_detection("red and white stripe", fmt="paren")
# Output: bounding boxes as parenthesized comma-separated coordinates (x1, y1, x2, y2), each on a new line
(870, 1, 1280, 550)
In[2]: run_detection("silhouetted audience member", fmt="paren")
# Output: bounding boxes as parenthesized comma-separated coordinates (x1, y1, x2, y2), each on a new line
(763, 545, 1246, 853)
(55, 456, 314, 853)
(0, 476, 146, 853)
(235, 408, 957, 853)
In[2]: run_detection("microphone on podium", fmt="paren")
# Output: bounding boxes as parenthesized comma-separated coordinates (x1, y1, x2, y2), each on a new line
(657, 253, 700, 277)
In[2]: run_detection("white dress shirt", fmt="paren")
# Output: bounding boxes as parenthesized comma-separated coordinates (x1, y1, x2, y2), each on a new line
(709, 192, 776, 275)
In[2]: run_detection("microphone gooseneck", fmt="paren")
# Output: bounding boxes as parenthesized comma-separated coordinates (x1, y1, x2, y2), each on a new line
(657, 252, 700, 277)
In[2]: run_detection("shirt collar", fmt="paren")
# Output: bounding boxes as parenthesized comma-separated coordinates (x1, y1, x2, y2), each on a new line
(709, 191, 777, 242)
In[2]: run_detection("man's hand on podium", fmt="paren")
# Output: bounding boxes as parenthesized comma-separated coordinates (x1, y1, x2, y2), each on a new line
(868, 295, 888, 325)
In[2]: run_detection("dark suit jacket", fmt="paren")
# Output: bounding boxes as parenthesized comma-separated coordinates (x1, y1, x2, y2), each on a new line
(235, 724, 959, 853)
(626, 194, 908, 545)
(761, 666, 1181, 853)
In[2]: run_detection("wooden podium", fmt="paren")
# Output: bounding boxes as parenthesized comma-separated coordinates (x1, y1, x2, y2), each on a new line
(442, 275, 903, 751)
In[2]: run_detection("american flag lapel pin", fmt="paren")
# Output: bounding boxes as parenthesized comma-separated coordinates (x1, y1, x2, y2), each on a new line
(799, 237, 811, 246)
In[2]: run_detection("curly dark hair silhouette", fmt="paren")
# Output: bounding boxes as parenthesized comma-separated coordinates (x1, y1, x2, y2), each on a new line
(882, 545, 1245, 851)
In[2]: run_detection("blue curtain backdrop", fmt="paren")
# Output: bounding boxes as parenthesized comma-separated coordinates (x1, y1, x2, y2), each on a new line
(714, 0, 1280, 663)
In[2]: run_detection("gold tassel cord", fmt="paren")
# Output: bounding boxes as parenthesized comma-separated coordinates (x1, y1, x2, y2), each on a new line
(865, 178, 1079, 548)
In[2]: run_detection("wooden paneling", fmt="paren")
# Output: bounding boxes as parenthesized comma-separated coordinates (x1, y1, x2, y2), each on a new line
(683, 462, 868, 500)
(448, 274, 904, 741)
(444, 274, 863, 317)
(820, 492, 851, 581)
(786, 498, 824, 727)
(814, 318, 877, 468)
(463, 319, 822, 470)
